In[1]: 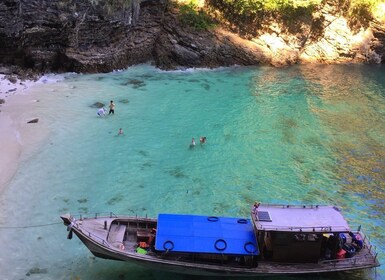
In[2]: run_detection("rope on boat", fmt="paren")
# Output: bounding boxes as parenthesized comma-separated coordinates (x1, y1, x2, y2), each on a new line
(0, 222, 62, 229)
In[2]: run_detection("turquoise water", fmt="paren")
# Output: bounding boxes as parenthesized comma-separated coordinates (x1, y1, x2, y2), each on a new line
(0, 64, 385, 279)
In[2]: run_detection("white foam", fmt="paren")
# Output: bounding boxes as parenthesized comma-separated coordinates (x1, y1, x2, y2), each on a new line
(157, 64, 243, 74)
(36, 73, 67, 84)
(0, 74, 35, 97)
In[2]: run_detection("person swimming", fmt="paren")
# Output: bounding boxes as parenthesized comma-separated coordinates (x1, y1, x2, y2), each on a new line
(118, 128, 123, 135)
(200, 136, 207, 144)
(190, 138, 196, 148)
(97, 107, 106, 116)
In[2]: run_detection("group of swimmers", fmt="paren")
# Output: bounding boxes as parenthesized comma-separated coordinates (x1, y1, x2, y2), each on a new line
(190, 136, 207, 148)
(97, 100, 115, 116)
(96, 100, 123, 136)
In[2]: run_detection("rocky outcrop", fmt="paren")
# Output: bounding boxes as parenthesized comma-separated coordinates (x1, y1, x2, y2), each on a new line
(0, 0, 384, 74)
(153, 9, 270, 69)
(370, 20, 385, 63)
(158, 1, 385, 67)
(298, 3, 384, 64)
(0, 0, 166, 73)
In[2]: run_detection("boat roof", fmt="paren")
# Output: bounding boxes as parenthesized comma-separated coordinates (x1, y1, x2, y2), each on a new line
(155, 214, 259, 255)
(252, 204, 351, 233)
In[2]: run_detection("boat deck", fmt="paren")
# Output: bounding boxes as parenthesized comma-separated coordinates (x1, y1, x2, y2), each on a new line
(75, 217, 114, 245)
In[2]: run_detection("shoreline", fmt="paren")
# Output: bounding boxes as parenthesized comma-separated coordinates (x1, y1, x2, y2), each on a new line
(0, 74, 48, 194)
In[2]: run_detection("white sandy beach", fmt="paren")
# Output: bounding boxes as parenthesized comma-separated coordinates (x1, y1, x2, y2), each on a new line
(0, 74, 49, 193)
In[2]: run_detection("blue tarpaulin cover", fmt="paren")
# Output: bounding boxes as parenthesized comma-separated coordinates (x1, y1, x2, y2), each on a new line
(155, 214, 259, 255)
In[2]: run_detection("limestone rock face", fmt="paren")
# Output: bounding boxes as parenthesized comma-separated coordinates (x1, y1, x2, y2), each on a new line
(370, 21, 385, 63)
(153, 10, 269, 69)
(0, 0, 384, 73)
(298, 4, 384, 64)
(0, 0, 166, 72)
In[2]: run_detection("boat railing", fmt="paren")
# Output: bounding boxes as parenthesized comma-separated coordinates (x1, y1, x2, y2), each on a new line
(322, 226, 379, 265)
(71, 212, 154, 221)
(255, 224, 351, 232)
(68, 212, 118, 249)
(350, 226, 379, 262)
(257, 203, 329, 209)
(69, 212, 155, 250)
(77, 223, 112, 248)
(71, 212, 118, 220)
(320, 251, 379, 266)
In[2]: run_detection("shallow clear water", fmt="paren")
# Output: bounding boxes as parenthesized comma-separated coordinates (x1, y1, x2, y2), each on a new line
(0, 64, 385, 280)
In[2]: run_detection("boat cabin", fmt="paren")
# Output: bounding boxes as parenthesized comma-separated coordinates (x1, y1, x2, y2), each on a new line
(251, 204, 359, 263)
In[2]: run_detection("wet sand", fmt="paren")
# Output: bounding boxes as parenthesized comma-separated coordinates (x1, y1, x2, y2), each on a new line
(0, 75, 48, 193)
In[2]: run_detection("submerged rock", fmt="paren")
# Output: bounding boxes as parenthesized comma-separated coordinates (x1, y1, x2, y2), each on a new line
(26, 266, 47, 275)
(77, 198, 88, 203)
(27, 118, 39, 123)
(119, 99, 129, 104)
(90, 102, 105, 108)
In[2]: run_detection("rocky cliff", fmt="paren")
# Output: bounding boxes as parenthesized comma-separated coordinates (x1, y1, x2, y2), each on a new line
(0, 0, 166, 74)
(0, 0, 384, 75)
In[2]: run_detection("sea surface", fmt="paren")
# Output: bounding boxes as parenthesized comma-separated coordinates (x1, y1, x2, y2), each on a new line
(0, 64, 385, 280)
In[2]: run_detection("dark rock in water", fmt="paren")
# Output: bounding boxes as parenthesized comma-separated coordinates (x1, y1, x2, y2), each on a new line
(119, 99, 129, 104)
(27, 118, 39, 123)
(129, 79, 145, 85)
(77, 198, 88, 203)
(26, 266, 47, 275)
(107, 195, 123, 205)
(121, 79, 146, 88)
(138, 150, 149, 157)
(90, 102, 105, 108)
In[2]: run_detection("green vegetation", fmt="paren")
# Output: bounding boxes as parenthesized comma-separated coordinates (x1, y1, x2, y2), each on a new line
(56, 0, 384, 31)
(206, 0, 321, 17)
(176, 1, 216, 30)
(351, 0, 384, 12)
(348, 0, 384, 27)
(221, 0, 321, 12)
(205, 0, 383, 14)
(201, 0, 384, 36)
(204, 0, 320, 37)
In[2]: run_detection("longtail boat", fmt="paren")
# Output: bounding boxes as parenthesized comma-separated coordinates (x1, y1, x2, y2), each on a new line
(60, 203, 380, 276)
